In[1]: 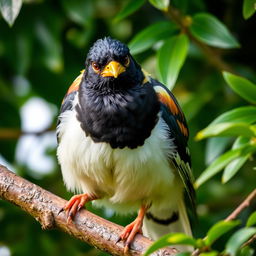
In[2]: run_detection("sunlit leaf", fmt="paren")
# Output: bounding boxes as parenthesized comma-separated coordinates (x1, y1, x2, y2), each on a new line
(175, 253, 190, 256)
(157, 34, 189, 90)
(225, 227, 256, 256)
(196, 122, 255, 140)
(149, 0, 170, 11)
(200, 252, 218, 256)
(114, 0, 145, 22)
(0, 0, 22, 26)
(167, 233, 196, 245)
(210, 106, 256, 126)
(247, 211, 256, 227)
(195, 145, 255, 187)
(223, 72, 256, 104)
(243, 0, 256, 19)
(129, 21, 178, 54)
(190, 13, 240, 48)
(144, 233, 196, 256)
(205, 220, 240, 245)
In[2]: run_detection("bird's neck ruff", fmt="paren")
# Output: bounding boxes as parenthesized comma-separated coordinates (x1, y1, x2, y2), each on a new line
(76, 82, 160, 149)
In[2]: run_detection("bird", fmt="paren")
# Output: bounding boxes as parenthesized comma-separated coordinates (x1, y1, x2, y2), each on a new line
(57, 37, 195, 253)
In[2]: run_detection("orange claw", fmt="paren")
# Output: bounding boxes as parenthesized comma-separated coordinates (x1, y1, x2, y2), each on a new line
(61, 193, 96, 223)
(119, 205, 148, 254)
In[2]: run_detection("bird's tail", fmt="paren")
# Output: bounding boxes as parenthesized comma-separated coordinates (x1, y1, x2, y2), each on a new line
(142, 200, 192, 251)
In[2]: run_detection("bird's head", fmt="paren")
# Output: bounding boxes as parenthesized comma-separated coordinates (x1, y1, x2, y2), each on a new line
(83, 37, 144, 90)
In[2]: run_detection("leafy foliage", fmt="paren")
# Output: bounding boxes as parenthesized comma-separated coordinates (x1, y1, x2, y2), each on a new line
(196, 73, 256, 187)
(0, 0, 255, 255)
(145, 220, 255, 255)
(189, 13, 240, 49)
(157, 34, 189, 89)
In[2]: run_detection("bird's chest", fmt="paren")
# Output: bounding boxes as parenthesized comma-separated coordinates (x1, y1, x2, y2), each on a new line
(76, 86, 160, 149)
(57, 108, 176, 207)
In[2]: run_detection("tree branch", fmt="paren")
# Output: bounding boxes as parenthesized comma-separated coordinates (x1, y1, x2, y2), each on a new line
(0, 165, 176, 256)
(225, 188, 256, 221)
(0, 127, 55, 140)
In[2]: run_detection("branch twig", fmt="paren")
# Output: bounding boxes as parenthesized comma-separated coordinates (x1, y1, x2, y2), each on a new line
(225, 189, 256, 221)
(0, 165, 176, 256)
(192, 189, 256, 256)
(0, 127, 55, 140)
(166, 7, 234, 73)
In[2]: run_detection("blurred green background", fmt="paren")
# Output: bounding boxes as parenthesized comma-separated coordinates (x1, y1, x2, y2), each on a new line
(0, 0, 255, 255)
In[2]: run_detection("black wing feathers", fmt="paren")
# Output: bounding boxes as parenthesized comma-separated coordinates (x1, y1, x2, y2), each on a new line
(149, 78, 196, 213)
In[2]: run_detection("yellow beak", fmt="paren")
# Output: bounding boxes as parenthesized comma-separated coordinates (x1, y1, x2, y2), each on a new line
(101, 61, 126, 78)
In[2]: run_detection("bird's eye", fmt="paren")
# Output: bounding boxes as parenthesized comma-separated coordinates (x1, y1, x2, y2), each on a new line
(92, 62, 100, 72)
(123, 56, 130, 67)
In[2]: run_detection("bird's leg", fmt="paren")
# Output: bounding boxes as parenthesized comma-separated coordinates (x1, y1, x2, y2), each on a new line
(119, 205, 148, 253)
(61, 193, 97, 223)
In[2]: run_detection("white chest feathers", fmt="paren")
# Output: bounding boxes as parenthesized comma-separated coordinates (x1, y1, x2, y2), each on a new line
(57, 107, 182, 213)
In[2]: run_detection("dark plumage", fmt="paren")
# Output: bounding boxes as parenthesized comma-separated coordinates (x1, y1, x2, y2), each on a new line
(76, 37, 160, 148)
(84, 37, 143, 90)
(57, 37, 196, 253)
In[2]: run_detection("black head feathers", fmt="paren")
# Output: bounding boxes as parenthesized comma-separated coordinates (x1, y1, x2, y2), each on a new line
(86, 37, 129, 65)
(83, 37, 144, 90)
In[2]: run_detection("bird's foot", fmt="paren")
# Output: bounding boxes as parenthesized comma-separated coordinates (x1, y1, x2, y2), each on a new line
(118, 205, 147, 254)
(61, 193, 96, 223)
(119, 219, 143, 253)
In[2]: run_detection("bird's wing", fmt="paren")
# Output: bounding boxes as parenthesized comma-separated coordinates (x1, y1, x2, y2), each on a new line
(147, 76, 196, 213)
(56, 70, 84, 142)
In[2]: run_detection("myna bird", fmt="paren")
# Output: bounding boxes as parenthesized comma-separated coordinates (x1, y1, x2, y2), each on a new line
(57, 37, 195, 252)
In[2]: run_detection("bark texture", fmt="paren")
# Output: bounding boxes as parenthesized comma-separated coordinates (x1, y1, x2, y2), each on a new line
(0, 165, 177, 256)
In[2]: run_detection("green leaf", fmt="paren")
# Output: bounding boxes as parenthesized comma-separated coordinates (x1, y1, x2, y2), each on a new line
(225, 227, 256, 256)
(232, 136, 251, 148)
(189, 13, 240, 48)
(175, 253, 191, 256)
(195, 145, 255, 187)
(243, 0, 256, 19)
(222, 154, 251, 183)
(238, 246, 255, 256)
(114, 0, 145, 22)
(157, 34, 189, 90)
(205, 220, 240, 245)
(222, 155, 251, 183)
(129, 21, 178, 55)
(167, 233, 196, 245)
(200, 252, 218, 256)
(210, 106, 256, 126)
(246, 211, 256, 227)
(0, 0, 22, 26)
(144, 233, 196, 256)
(149, 0, 170, 11)
(196, 122, 255, 140)
(223, 72, 256, 104)
(206, 137, 232, 164)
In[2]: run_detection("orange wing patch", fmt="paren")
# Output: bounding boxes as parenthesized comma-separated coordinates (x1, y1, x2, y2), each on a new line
(177, 119, 188, 137)
(67, 69, 84, 95)
(154, 86, 179, 115)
